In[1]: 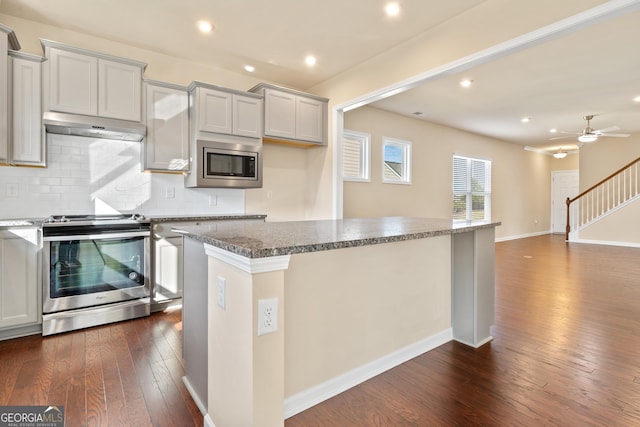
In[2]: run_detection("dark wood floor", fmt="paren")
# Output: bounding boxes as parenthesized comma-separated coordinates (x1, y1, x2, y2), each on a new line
(286, 235, 640, 426)
(0, 307, 202, 427)
(2, 235, 640, 426)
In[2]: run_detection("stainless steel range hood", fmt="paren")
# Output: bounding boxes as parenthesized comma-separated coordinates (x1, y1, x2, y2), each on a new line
(43, 111, 146, 142)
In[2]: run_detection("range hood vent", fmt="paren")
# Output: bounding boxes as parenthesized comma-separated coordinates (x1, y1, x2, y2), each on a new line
(43, 111, 146, 142)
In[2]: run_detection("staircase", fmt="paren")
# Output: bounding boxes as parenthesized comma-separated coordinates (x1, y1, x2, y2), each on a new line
(566, 156, 640, 241)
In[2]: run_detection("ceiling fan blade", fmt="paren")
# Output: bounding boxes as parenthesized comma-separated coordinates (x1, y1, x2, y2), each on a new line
(599, 132, 630, 138)
(549, 135, 576, 141)
(595, 126, 620, 133)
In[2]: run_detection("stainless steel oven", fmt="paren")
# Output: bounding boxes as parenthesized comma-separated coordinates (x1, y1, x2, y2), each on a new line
(42, 214, 151, 336)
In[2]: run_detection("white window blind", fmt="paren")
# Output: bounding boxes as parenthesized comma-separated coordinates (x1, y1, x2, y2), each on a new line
(453, 155, 491, 221)
(342, 130, 370, 182)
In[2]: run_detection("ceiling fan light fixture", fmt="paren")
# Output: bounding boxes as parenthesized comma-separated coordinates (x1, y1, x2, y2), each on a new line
(578, 134, 598, 143)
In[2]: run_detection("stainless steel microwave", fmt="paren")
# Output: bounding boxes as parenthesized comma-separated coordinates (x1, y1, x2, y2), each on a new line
(185, 138, 263, 188)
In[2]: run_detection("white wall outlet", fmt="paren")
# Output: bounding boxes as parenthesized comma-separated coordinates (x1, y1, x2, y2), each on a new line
(6, 183, 18, 197)
(165, 186, 175, 199)
(257, 298, 278, 336)
(209, 194, 217, 206)
(216, 276, 226, 310)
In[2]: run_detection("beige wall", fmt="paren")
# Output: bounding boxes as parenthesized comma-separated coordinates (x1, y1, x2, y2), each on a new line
(284, 236, 451, 396)
(343, 107, 552, 240)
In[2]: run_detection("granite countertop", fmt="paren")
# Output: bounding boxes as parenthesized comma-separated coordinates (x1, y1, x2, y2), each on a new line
(0, 214, 266, 230)
(149, 214, 266, 223)
(174, 216, 501, 259)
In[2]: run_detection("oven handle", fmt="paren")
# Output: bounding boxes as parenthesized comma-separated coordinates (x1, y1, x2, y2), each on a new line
(43, 231, 150, 241)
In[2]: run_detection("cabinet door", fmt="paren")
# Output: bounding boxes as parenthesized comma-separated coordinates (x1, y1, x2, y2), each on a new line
(144, 83, 189, 171)
(0, 229, 39, 329)
(154, 236, 183, 301)
(98, 59, 142, 121)
(233, 94, 262, 138)
(48, 47, 98, 115)
(198, 88, 233, 134)
(11, 56, 44, 166)
(295, 96, 324, 143)
(0, 35, 8, 163)
(264, 89, 296, 139)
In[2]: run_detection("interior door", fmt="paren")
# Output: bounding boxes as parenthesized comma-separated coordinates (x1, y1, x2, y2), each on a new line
(551, 170, 579, 234)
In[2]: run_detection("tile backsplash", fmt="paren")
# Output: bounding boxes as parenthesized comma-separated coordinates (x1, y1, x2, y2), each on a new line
(0, 134, 245, 219)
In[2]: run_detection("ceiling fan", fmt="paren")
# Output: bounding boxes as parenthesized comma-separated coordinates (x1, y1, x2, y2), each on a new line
(550, 115, 630, 143)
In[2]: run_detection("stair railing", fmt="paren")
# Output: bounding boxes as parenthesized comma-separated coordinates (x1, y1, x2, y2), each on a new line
(566, 156, 640, 241)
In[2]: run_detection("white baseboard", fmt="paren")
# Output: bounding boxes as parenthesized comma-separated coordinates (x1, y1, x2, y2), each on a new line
(495, 230, 550, 242)
(570, 238, 640, 248)
(204, 414, 215, 427)
(284, 328, 453, 419)
(182, 376, 207, 417)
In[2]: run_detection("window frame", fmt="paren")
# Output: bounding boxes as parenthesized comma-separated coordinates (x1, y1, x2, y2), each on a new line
(382, 136, 412, 185)
(452, 155, 492, 222)
(342, 129, 371, 182)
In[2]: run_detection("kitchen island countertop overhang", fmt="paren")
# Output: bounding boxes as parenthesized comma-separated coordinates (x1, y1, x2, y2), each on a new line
(172, 216, 501, 258)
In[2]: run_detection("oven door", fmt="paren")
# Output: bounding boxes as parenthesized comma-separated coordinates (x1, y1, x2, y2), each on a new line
(43, 231, 150, 314)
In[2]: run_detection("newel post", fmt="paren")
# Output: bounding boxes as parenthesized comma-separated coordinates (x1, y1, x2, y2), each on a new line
(565, 197, 571, 242)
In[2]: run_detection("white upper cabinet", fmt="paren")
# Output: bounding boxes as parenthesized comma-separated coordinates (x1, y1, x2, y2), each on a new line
(10, 52, 45, 167)
(0, 23, 21, 164)
(250, 83, 328, 146)
(190, 81, 263, 139)
(98, 59, 142, 120)
(42, 40, 146, 122)
(143, 80, 189, 172)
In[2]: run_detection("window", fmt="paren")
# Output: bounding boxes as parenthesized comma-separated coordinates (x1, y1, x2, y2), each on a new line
(342, 130, 370, 182)
(382, 137, 411, 184)
(453, 155, 491, 221)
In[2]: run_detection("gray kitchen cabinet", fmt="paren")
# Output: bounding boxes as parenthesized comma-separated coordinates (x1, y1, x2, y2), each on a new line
(154, 235, 184, 303)
(0, 23, 20, 165)
(9, 51, 45, 167)
(42, 40, 146, 122)
(250, 83, 328, 145)
(0, 228, 40, 332)
(189, 81, 263, 139)
(143, 80, 189, 172)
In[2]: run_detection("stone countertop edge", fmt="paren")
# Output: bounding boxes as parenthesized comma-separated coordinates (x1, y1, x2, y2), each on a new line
(149, 214, 266, 223)
(174, 217, 502, 259)
(0, 214, 267, 230)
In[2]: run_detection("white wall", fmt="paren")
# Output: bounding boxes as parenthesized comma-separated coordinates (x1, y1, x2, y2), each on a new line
(0, 134, 245, 218)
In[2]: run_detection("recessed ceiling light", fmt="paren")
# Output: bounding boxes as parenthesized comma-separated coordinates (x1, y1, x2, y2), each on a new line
(521, 117, 531, 123)
(634, 95, 640, 103)
(197, 21, 213, 33)
(305, 55, 317, 66)
(549, 128, 558, 133)
(459, 79, 473, 88)
(385, 2, 401, 17)
(244, 65, 255, 73)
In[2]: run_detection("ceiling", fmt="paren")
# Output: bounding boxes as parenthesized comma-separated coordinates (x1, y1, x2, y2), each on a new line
(0, 0, 639, 152)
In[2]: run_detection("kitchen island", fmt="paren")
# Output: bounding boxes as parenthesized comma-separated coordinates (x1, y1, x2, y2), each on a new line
(174, 217, 500, 427)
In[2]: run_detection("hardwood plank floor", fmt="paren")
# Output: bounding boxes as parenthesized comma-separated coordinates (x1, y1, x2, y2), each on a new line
(286, 235, 640, 426)
(0, 307, 202, 427)
(2, 234, 640, 426)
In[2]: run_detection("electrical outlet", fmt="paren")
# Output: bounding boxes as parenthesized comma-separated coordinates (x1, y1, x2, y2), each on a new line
(209, 194, 217, 206)
(257, 298, 278, 336)
(216, 276, 226, 310)
(6, 183, 18, 197)
(165, 186, 175, 199)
